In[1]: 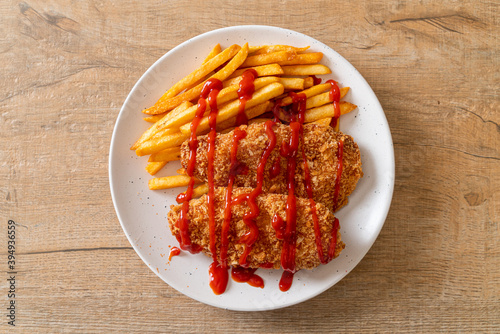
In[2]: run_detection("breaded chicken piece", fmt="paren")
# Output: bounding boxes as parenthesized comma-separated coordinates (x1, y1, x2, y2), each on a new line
(180, 122, 363, 212)
(168, 187, 345, 270)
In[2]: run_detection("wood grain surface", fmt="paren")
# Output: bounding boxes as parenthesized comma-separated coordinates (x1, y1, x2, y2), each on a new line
(1, 0, 498, 332)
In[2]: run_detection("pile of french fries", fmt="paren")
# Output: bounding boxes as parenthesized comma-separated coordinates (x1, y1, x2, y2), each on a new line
(130, 43, 357, 194)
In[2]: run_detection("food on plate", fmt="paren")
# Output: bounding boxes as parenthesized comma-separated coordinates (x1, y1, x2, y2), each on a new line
(130, 42, 361, 294)
(167, 187, 344, 269)
(179, 122, 362, 213)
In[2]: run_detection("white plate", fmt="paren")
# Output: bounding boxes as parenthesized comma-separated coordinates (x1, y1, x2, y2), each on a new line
(109, 25, 394, 311)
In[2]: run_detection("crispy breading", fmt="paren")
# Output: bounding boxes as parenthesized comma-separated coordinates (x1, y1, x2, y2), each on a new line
(168, 187, 344, 270)
(180, 122, 363, 212)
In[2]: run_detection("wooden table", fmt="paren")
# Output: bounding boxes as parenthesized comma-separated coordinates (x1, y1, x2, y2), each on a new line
(1, 0, 498, 332)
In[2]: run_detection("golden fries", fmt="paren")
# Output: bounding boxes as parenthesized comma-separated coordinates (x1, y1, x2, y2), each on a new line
(161, 77, 279, 130)
(131, 101, 193, 150)
(281, 83, 331, 106)
(215, 102, 271, 132)
(251, 45, 309, 55)
(136, 131, 189, 156)
(143, 44, 249, 115)
(148, 175, 201, 190)
(148, 146, 181, 162)
(240, 51, 295, 68)
(143, 114, 165, 123)
(281, 64, 331, 76)
(303, 76, 315, 88)
(228, 64, 284, 79)
(279, 77, 304, 90)
(145, 161, 168, 175)
(277, 52, 323, 66)
(180, 183, 209, 198)
(305, 87, 350, 110)
(163, 44, 240, 99)
(132, 43, 358, 193)
(179, 82, 284, 135)
(292, 101, 358, 124)
(203, 44, 222, 64)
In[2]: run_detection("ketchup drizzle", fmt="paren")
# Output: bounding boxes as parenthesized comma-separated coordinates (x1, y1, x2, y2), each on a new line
(203, 79, 231, 294)
(168, 246, 180, 261)
(279, 119, 301, 291)
(326, 79, 341, 130)
(236, 69, 258, 126)
(311, 75, 322, 85)
(175, 73, 344, 294)
(207, 82, 223, 262)
(175, 79, 222, 254)
(272, 213, 285, 240)
(231, 267, 264, 289)
(220, 128, 247, 268)
(232, 120, 277, 267)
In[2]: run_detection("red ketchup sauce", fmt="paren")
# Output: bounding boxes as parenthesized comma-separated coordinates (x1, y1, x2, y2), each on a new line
(204, 79, 229, 295)
(175, 74, 344, 294)
(311, 75, 322, 85)
(175, 79, 223, 254)
(326, 79, 341, 130)
(272, 213, 285, 240)
(232, 121, 277, 266)
(236, 69, 258, 126)
(278, 93, 306, 291)
(221, 121, 277, 289)
(220, 128, 247, 268)
(168, 246, 181, 261)
(231, 267, 264, 289)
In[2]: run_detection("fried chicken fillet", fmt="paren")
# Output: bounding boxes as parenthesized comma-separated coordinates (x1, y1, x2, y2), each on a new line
(168, 187, 345, 270)
(180, 122, 363, 212)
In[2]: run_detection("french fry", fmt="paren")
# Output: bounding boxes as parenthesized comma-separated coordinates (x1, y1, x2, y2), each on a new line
(160, 77, 279, 130)
(148, 146, 181, 162)
(134, 42, 359, 196)
(277, 52, 323, 66)
(180, 183, 209, 198)
(202, 44, 222, 64)
(281, 64, 331, 76)
(131, 101, 193, 150)
(252, 45, 309, 55)
(228, 64, 284, 80)
(143, 44, 249, 115)
(179, 82, 284, 135)
(289, 101, 357, 123)
(215, 101, 270, 132)
(149, 127, 181, 141)
(223, 75, 280, 88)
(303, 76, 314, 88)
(279, 77, 304, 90)
(305, 87, 350, 109)
(143, 114, 165, 123)
(162, 44, 240, 100)
(248, 45, 264, 54)
(240, 51, 295, 68)
(148, 175, 201, 190)
(145, 161, 167, 175)
(281, 83, 331, 106)
(136, 131, 190, 156)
